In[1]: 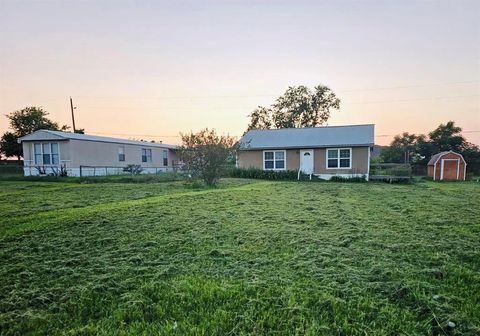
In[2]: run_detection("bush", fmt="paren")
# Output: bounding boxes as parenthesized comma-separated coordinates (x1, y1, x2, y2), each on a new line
(330, 175, 367, 183)
(123, 164, 143, 174)
(230, 168, 298, 180)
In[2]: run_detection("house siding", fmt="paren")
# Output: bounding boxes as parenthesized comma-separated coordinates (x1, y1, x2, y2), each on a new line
(238, 146, 370, 177)
(21, 139, 178, 177)
(68, 139, 178, 168)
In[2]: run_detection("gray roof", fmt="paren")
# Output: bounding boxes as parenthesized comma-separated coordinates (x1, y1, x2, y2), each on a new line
(18, 129, 177, 149)
(239, 124, 375, 150)
(427, 151, 466, 165)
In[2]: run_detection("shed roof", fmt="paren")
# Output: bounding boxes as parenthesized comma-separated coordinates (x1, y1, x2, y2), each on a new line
(18, 130, 177, 149)
(239, 124, 374, 150)
(427, 151, 466, 165)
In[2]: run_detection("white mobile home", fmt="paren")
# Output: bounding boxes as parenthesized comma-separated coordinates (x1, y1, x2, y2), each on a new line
(18, 130, 178, 177)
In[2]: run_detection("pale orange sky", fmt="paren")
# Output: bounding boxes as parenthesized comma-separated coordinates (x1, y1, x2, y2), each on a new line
(1, 0, 479, 146)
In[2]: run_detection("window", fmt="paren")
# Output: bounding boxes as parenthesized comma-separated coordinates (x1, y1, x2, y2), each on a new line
(34, 143, 59, 165)
(327, 148, 351, 169)
(51, 143, 59, 164)
(118, 146, 125, 161)
(142, 148, 152, 163)
(162, 149, 168, 166)
(42, 143, 51, 164)
(264, 150, 286, 170)
(34, 143, 42, 164)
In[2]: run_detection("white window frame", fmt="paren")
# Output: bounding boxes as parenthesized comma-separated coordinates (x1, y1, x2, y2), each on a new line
(263, 150, 286, 171)
(33, 142, 60, 166)
(118, 146, 125, 162)
(326, 148, 352, 169)
(141, 148, 152, 163)
(162, 149, 169, 166)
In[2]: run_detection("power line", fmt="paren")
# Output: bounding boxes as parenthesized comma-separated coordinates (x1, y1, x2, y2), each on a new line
(86, 129, 480, 139)
(74, 80, 479, 101)
(76, 94, 480, 111)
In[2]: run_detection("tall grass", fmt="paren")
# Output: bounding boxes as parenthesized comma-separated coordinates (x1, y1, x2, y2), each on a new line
(0, 179, 479, 334)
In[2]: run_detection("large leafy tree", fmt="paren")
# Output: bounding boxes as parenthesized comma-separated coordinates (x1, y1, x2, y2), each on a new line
(0, 107, 69, 159)
(0, 132, 22, 161)
(247, 85, 340, 130)
(428, 121, 466, 152)
(178, 128, 237, 186)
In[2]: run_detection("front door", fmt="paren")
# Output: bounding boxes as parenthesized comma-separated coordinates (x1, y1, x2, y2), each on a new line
(300, 150, 314, 174)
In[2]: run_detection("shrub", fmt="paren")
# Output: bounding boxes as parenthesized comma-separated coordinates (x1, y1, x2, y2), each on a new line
(230, 168, 298, 180)
(330, 175, 367, 183)
(177, 129, 236, 186)
(123, 164, 143, 175)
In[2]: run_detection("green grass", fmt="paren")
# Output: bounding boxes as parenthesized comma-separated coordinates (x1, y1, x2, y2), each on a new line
(0, 178, 479, 335)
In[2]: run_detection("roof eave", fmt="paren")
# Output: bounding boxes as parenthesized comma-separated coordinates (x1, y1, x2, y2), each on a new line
(239, 143, 374, 150)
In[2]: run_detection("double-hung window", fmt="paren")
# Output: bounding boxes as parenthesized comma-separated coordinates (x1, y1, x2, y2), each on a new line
(264, 150, 285, 170)
(162, 149, 168, 166)
(327, 148, 351, 169)
(118, 146, 125, 161)
(141, 148, 152, 163)
(34, 143, 59, 165)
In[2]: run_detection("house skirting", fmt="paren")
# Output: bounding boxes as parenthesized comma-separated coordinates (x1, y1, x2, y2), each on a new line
(23, 166, 174, 177)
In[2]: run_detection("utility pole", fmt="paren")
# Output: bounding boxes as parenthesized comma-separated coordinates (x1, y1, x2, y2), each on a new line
(70, 97, 76, 132)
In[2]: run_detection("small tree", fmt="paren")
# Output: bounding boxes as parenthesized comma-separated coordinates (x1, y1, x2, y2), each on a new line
(1, 106, 70, 159)
(178, 129, 237, 186)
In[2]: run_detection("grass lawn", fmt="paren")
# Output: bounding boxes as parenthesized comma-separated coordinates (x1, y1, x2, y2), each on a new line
(0, 178, 479, 335)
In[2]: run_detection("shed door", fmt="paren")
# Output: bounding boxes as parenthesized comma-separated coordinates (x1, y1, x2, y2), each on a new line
(300, 150, 314, 174)
(441, 159, 459, 180)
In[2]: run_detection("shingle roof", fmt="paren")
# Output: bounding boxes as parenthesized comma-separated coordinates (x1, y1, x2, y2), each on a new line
(239, 124, 374, 150)
(18, 130, 177, 149)
(427, 151, 449, 165)
(427, 151, 466, 165)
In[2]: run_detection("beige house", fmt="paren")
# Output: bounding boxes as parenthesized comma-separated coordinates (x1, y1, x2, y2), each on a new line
(238, 124, 374, 180)
(18, 130, 178, 177)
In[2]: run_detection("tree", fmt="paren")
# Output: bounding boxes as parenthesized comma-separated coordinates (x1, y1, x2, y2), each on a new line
(379, 121, 480, 171)
(1, 107, 69, 159)
(6, 106, 69, 137)
(0, 132, 22, 161)
(178, 129, 237, 186)
(428, 121, 466, 152)
(379, 146, 405, 163)
(247, 106, 272, 131)
(247, 84, 340, 130)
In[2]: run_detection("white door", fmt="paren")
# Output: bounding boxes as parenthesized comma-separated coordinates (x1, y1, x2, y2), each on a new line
(300, 150, 314, 174)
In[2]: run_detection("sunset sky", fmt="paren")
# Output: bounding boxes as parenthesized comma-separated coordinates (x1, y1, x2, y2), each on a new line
(1, 0, 479, 145)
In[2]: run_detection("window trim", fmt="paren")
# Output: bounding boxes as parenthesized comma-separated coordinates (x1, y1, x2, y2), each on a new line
(118, 146, 125, 162)
(141, 148, 152, 163)
(326, 148, 352, 170)
(263, 150, 286, 171)
(162, 149, 169, 166)
(33, 142, 60, 166)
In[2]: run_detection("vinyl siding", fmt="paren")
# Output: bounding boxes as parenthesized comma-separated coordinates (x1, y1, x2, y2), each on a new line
(238, 146, 370, 174)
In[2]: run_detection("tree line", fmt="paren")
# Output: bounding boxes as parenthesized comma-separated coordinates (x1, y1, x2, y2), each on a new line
(378, 121, 480, 168)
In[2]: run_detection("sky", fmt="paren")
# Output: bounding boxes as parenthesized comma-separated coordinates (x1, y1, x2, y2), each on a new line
(1, 0, 479, 145)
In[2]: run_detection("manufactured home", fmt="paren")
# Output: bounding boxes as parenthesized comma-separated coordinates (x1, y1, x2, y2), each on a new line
(238, 124, 374, 180)
(18, 130, 178, 177)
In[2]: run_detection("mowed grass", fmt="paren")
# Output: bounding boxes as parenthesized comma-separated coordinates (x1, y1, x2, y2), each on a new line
(0, 179, 479, 335)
